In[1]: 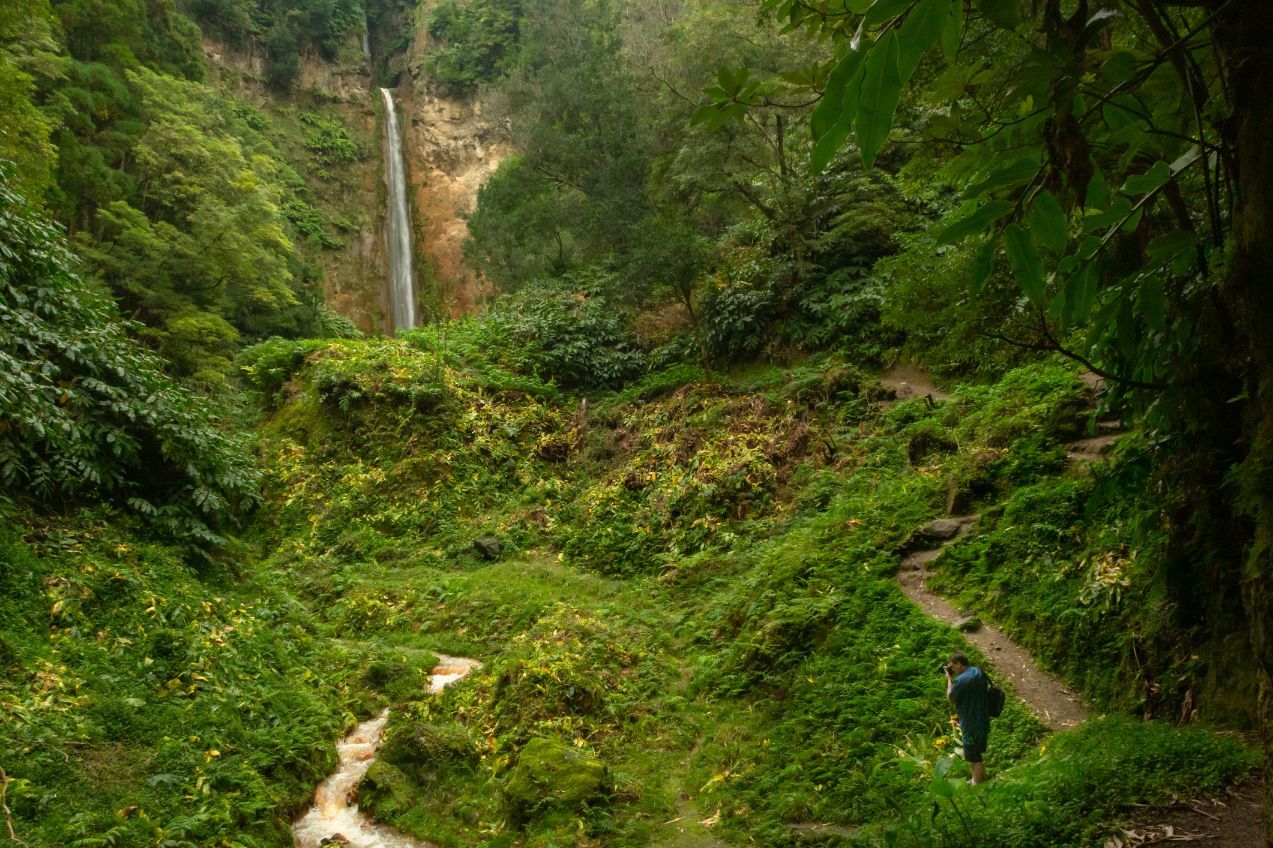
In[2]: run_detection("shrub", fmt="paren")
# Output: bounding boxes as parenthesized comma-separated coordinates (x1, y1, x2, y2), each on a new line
(300, 111, 364, 164)
(0, 164, 260, 548)
(238, 337, 326, 402)
(485, 285, 645, 391)
(425, 0, 522, 95)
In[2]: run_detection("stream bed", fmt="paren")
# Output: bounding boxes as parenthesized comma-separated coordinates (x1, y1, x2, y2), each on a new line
(292, 655, 482, 848)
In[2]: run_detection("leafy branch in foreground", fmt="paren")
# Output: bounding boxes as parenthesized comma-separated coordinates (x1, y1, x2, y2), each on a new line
(0, 161, 260, 548)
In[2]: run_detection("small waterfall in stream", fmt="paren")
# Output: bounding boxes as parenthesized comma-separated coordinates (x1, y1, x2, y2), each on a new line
(292, 655, 482, 848)
(381, 88, 416, 333)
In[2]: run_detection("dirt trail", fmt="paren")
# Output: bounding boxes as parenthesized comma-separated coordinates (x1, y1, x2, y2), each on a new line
(880, 363, 949, 404)
(877, 366, 1264, 844)
(895, 522, 1091, 730)
(1104, 779, 1265, 848)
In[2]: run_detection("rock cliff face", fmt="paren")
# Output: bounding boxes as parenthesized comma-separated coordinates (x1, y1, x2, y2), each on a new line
(202, 9, 502, 332)
(394, 12, 506, 317)
(202, 37, 389, 335)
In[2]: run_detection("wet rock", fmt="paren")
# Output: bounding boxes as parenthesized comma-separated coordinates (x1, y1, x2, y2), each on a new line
(503, 737, 608, 820)
(473, 535, 503, 560)
(320, 836, 350, 846)
(919, 518, 965, 541)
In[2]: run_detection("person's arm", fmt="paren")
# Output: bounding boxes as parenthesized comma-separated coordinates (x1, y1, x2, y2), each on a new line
(946, 668, 956, 701)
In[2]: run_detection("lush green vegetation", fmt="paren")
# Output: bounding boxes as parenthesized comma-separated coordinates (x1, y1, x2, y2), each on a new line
(227, 329, 1253, 847)
(0, 508, 350, 847)
(2, 0, 1271, 846)
(424, 0, 521, 95)
(185, 0, 366, 90)
(0, 164, 260, 546)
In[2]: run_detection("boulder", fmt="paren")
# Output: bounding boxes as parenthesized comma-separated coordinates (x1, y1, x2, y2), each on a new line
(473, 535, 503, 560)
(503, 737, 608, 820)
(918, 518, 965, 542)
(358, 760, 415, 820)
(954, 615, 982, 632)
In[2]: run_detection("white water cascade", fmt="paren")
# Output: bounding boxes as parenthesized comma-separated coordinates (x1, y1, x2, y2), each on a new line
(381, 87, 416, 333)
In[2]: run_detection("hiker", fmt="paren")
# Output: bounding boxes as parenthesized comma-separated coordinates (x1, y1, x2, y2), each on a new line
(944, 651, 989, 784)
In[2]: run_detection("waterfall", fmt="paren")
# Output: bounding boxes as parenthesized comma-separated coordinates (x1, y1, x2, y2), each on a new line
(381, 88, 416, 333)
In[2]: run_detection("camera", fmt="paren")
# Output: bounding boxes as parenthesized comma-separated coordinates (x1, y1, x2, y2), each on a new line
(940, 663, 952, 675)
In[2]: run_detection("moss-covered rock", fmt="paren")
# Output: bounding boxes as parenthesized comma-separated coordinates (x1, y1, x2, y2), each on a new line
(360, 760, 417, 820)
(502, 737, 608, 821)
(381, 720, 480, 783)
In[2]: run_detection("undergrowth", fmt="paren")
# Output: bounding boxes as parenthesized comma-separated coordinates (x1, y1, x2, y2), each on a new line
(6, 331, 1254, 848)
(239, 340, 1254, 848)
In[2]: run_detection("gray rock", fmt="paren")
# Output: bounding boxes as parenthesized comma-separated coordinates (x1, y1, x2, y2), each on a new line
(473, 535, 503, 560)
(919, 518, 964, 541)
(954, 615, 982, 632)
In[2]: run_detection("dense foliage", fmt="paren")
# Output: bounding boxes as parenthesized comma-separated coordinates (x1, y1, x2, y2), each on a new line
(3, 0, 360, 381)
(424, 0, 521, 95)
(3, 0, 1272, 846)
(0, 165, 259, 546)
(237, 336, 1256, 847)
(0, 507, 360, 848)
(185, 0, 366, 90)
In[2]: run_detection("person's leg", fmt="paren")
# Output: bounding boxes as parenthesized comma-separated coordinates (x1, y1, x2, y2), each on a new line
(964, 740, 986, 784)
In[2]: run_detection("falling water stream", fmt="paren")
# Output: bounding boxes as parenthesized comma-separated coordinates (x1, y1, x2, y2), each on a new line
(292, 655, 482, 848)
(381, 87, 416, 333)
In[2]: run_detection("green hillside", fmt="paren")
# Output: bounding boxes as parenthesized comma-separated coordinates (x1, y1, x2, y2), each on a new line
(2, 0, 1271, 846)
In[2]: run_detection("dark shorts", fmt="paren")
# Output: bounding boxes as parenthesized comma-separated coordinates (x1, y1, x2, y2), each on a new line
(963, 739, 986, 763)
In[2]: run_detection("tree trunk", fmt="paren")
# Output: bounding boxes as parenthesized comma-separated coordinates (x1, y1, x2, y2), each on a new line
(1217, 4, 1273, 844)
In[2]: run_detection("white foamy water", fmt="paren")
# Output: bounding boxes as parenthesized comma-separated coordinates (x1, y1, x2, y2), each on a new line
(381, 87, 417, 334)
(293, 655, 482, 848)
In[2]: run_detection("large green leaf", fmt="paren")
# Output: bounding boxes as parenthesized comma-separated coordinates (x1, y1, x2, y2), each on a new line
(1138, 276, 1166, 332)
(940, 0, 964, 62)
(1122, 160, 1171, 195)
(855, 31, 902, 167)
(864, 0, 914, 27)
(970, 236, 997, 295)
(811, 96, 862, 172)
(965, 155, 1041, 198)
(936, 199, 1014, 245)
(811, 47, 868, 141)
(1062, 263, 1099, 327)
(1004, 224, 1045, 306)
(897, 0, 950, 81)
(1027, 190, 1068, 253)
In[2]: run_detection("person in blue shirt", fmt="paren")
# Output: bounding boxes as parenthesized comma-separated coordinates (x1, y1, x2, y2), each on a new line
(945, 651, 990, 784)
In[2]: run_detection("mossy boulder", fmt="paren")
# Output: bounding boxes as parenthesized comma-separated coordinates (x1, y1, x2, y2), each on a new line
(503, 737, 608, 821)
(382, 720, 480, 783)
(359, 760, 417, 820)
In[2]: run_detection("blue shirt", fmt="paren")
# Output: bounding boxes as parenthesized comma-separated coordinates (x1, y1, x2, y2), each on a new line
(949, 666, 990, 745)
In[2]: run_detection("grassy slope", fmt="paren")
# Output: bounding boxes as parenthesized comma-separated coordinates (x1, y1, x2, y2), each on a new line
(247, 336, 1255, 848)
(0, 508, 356, 848)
